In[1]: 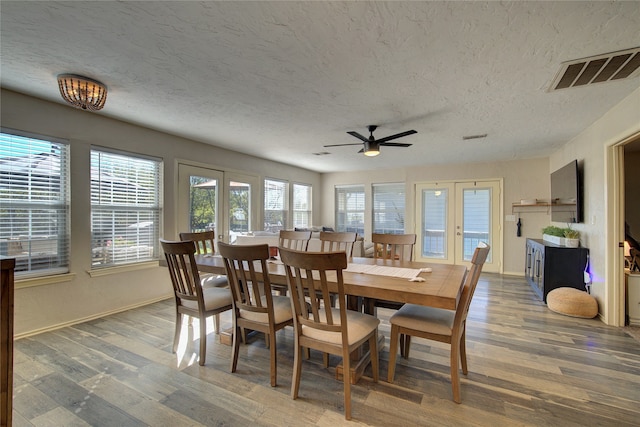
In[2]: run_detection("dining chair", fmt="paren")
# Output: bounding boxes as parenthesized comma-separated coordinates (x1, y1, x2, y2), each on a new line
(319, 231, 358, 257)
(160, 239, 233, 366)
(217, 242, 294, 387)
(179, 231, 229, 334)
(387, 242, 490, 403)
(366, 233, 417, 317)
(278, 230, 312, 251)
(279, 247, 380, 421)
(372, 233, 416, 261)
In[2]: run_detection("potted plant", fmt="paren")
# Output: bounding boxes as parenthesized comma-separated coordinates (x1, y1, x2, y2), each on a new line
(564, 227, 580, 247)
(542, 226, 566, 245)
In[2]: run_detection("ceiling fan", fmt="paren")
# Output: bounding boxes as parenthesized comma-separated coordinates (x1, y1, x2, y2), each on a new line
(324, 125, 417, 157)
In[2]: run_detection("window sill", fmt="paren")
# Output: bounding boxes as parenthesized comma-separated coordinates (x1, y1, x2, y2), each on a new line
(16, 272, 76, 289)
(88, 260, 160, 277)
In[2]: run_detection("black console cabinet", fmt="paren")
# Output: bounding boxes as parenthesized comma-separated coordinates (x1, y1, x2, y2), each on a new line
(525, 238, 589, 302)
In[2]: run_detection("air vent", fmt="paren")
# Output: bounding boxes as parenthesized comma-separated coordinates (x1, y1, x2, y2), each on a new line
(549, 47, 640, 91)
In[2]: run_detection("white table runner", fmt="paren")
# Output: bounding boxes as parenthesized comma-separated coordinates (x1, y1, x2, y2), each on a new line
(345, 263, 431, 280)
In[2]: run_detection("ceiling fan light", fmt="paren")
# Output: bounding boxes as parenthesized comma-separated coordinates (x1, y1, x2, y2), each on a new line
(364, 141, 380, 156)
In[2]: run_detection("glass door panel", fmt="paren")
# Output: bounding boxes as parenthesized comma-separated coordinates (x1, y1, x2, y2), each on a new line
(455, 181, 500, 272)
(177, 164, 223, 240)
(416, 182, 454, 263)
(224, 172, 259, 243)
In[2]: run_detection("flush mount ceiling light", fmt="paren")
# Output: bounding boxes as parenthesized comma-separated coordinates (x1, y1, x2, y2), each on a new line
(57, 74, 107, 111)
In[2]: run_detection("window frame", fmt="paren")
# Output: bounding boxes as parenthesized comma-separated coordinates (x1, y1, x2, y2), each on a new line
(372, 182, 406, 234)
(90, 147, 163, 269)
(264, 178, 289, 232)
(0, 128, 71, 278)
(335, 184, 365, 235)
(292, 182, 312, 228)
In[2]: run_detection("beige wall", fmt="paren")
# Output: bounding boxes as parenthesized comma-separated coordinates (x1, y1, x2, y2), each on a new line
(320, 157, 551, 275)
(550, 87, 640, 325)
(1, 89, 321, 336)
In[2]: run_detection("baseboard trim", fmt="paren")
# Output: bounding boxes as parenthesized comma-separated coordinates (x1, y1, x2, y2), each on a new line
(15, 294, 173, 340)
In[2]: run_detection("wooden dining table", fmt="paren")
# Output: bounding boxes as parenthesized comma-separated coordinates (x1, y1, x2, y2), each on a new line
(195, 254, 467, 383)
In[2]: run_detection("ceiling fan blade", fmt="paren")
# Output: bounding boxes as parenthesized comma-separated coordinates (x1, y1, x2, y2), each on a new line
(324, 142, 364, 147)
(357, 148, 364, 153)
(379, 142, 412, 148)
(376, 129, 417, 144)
(347, 131, 370, 143)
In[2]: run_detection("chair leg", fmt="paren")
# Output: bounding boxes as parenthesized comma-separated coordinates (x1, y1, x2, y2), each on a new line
(450, 339, 461, 403)
(460, 327, 468, 375)
(291, 340, 302, 400)
(387, 325, 399, 383)
(403, 335, 412, 359)
(199, 316, 207, 366)
(231, 322, 240, 373)
(269, 330, 277, 387)
(173, 312, 182, 353)
(370, 330, 379, 383)
(343, 348, 352, 420)
(214, 313, 220, 334)
(323, 352, 329, 368)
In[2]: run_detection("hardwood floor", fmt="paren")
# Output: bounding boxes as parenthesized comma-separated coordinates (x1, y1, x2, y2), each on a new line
(12, 274, 640, 426)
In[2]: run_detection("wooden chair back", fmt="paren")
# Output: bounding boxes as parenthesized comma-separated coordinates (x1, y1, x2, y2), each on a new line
(279, 248, 348, 343)
(217, 242, 273, 321)
(455, 242, 490, 327)
(319, 231, 357, 257)
(279, 230, 312, 251)
(372, 233, 416, 261)
(179, 230, 216, 255)
(161, 239, 205, 311)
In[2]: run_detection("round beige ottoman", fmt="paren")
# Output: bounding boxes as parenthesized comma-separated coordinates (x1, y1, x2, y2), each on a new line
(547, 287, 598, 318)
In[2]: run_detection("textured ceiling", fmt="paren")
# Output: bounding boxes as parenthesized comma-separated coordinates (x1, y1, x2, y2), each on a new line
(1, 1, 639, 173)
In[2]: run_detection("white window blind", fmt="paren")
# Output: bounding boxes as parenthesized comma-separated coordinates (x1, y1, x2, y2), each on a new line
(264, 179, 288, 231)
(91, 149, 162, 268)
(373, 183, 405, 234)
(335, 185, 364, 234)
(293, 183, 312, 228)
(0, 130, 70, 277)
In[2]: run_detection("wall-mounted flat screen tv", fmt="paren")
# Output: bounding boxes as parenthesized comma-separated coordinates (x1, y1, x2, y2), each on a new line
(550, 159, 582, 223)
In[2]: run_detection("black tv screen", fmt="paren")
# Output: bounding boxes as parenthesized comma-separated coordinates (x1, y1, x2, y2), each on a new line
(550, 160, 582, 223)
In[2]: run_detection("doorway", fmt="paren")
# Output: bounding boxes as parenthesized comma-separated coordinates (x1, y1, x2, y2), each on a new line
(415, 180, 501, 272)
(177, 164, 259, 244)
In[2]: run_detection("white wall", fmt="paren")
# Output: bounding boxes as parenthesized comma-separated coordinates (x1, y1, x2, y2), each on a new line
(320, 157, 551, 275)
(1, 89, 321, 336)
(550, 87, 640, 324)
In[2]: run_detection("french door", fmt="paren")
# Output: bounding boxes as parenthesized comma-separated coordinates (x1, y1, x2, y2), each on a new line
(177, 164, 259, 243)
(415, 180, 501, 273)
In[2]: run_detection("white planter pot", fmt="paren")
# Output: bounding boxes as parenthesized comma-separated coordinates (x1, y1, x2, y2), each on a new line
(543, 234, 565, 246)
(565, 238, 580, 248)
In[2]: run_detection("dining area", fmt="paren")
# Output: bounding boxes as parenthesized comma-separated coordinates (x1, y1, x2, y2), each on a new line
(160, 230, 489, 421)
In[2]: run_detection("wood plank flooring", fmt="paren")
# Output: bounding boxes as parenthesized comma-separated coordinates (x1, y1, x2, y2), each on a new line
(11, 274, 640, 426)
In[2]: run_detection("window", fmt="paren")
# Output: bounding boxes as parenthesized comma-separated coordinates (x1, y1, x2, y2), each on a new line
(264, 179, 288, 231)
(0, 130, 70, 277)
(373, 183, 406, 234)
(91, 149, 162, 268)
(292, 183, 312, 228)
(335, 185, 364, 234)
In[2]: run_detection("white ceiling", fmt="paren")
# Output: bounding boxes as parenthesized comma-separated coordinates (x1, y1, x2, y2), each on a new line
(2, 1, 639, 173)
